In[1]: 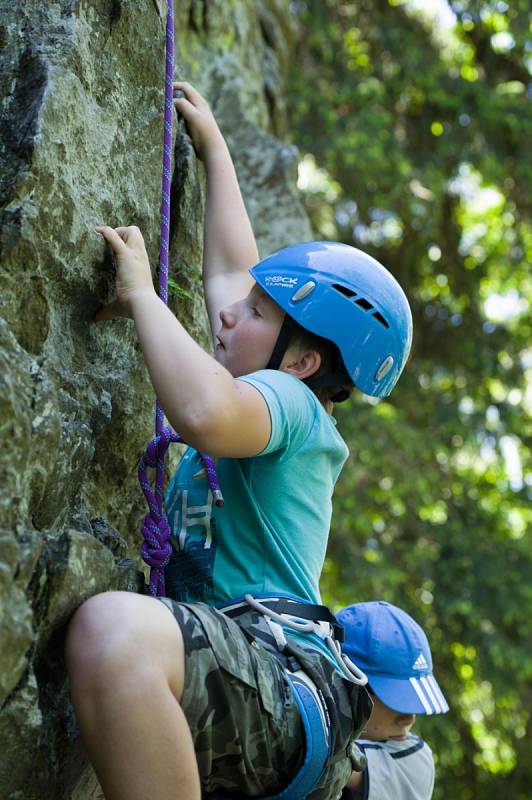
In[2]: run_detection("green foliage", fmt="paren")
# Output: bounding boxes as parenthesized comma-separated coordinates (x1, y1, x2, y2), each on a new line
(168, 277, 193, 300)
(286, 1, 531, 796)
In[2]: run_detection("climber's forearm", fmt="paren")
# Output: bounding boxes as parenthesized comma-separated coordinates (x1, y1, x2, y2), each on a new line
(129, 290, 269, 456)
(203, 140, 258, 277)
(172, 82, 257, 336)
(130, 290, 231, 431)
(201, 141, 257, 334)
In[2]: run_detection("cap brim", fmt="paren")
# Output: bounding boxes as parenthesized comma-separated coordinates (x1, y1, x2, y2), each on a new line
(369, 673, 450, 715)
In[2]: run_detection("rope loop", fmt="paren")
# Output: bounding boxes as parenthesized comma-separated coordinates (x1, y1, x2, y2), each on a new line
(140, 427, 183, 471)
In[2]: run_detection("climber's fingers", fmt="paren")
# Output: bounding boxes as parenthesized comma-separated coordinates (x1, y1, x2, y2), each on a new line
(173, 87, 204, 125)
(95, 225, 128, 254)
(173, 92, 200, 120)
(173, 80, 208, 110)
(96, 225, 146, 253)
(172, 82, 222, 161)
(113, 225, 145, 246)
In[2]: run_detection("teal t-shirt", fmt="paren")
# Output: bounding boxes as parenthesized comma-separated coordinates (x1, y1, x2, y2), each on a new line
(164, 369, 348, 658)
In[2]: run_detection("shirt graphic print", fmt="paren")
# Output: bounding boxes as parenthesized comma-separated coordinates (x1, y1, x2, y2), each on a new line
(164, 450, 217, 603)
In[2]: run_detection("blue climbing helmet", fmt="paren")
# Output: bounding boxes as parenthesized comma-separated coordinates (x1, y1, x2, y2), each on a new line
(250, 241, 413, 398)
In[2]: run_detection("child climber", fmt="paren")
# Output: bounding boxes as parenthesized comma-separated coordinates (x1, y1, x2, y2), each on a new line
(65, 83, 412, 800)
(338, 602, 449, 800)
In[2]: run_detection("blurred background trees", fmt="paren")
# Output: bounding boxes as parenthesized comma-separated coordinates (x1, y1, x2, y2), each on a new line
(285, 1, 531, 797)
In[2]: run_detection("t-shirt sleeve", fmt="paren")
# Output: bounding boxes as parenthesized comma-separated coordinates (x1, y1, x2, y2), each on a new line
(237, 369, 318, 457)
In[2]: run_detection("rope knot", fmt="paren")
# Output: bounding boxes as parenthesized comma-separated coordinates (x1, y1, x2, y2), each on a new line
(140, 510, 173, 570)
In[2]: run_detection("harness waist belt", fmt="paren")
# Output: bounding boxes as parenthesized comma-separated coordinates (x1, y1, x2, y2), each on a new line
(221, 596, 344, 643)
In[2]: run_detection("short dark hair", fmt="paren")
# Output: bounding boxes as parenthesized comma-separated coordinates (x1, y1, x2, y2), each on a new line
(288, 322, 354, 404)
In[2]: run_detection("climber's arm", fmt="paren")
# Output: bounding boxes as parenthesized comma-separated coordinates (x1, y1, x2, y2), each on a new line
(173, 82, 256, 339)
(94, 225, 270, 458)
(129, 291, 271, 457)
(345, 770, 364, 792)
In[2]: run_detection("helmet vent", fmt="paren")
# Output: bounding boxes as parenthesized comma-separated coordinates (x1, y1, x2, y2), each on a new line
(332, 283, 357, 299)
(372, 311, 390, 329)
(333, 283, 390, 328)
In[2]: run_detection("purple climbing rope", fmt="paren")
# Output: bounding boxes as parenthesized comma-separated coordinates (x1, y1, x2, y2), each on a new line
(138, 428, 223, 597)
(138, 0, 222, 598)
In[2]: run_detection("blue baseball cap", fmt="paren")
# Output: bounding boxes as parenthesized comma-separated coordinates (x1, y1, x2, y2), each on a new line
(337, 601, 449, 715)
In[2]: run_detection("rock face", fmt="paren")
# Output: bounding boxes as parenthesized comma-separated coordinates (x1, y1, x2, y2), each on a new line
(0, 2, 311, 797)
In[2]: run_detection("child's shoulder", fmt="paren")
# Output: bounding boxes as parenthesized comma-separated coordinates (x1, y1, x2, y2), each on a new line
(238, 368, 310, 393)
(239, 368, 334, 413)
(238, 369, 347, 461)
(238, 369, 319, 417)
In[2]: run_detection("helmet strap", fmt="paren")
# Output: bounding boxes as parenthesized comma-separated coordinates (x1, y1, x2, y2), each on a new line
(305, 372, 352, 403)
(267, 315, 351, 402)
(266, 314, 297, 370)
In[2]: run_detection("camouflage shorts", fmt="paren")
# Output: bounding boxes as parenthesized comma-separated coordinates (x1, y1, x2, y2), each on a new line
(159, 599, 372, 800)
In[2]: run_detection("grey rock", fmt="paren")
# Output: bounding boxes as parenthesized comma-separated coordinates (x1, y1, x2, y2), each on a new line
(0, 530, 34, 705)
(0, 1, 311, 797)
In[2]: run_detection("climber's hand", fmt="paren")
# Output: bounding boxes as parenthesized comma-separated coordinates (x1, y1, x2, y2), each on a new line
(173, 81, 225, 161)
(94, 225, 156, 321)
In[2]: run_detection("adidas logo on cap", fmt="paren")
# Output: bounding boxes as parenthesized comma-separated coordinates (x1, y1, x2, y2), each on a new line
(412, 653, 429, 671)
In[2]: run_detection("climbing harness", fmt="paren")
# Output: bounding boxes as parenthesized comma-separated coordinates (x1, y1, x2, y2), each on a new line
(222, 594, 345, 641)
(206, 664, 334, 800)
(137, 0, 222, 597)
(262, 671, 331, 800)
(221, 594, 368, 686)
(217, 594, 368, 800)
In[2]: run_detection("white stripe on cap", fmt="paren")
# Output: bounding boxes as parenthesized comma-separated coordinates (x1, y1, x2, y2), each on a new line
(428, 675, 449, 712)
(420, 675, 443, 713)
(409, 677, 433, 714)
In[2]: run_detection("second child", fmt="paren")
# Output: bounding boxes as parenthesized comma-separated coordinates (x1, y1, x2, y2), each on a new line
(339, 601, 449, 800)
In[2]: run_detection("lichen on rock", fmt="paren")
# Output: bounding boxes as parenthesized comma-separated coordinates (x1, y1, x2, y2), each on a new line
(0, 2, 311, 797)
